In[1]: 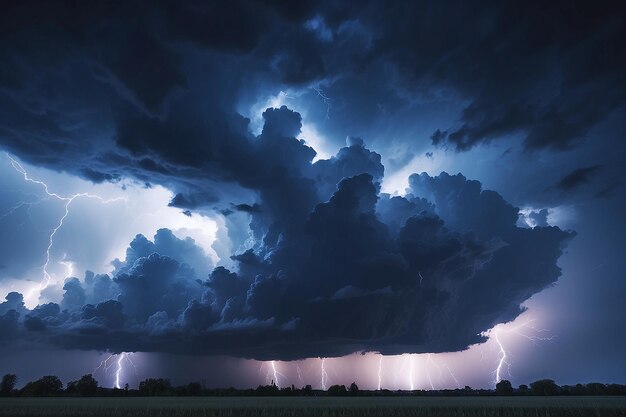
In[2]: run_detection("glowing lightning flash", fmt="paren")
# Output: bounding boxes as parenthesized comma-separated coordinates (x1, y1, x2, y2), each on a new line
(296, 363, 304, 386)
(93, 352, 136, 389)
(408, 355, 415, 391)
(115, 353, 126, 389)
(7, 155, 125, 301)
(271, 361, 280, 388)
(486, 318, 555, 387)
(494, 331, 508, 385)
(261, 361, 285, 388)
(320, 358, 328, 390)
(377, 355, 383, 390)
(93, 354, 116, 376)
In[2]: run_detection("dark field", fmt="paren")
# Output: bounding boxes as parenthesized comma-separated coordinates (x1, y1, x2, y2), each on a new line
(1, 396, 625, 417)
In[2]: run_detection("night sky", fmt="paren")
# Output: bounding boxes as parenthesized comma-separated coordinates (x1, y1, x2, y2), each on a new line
(0, 1, 625, 390)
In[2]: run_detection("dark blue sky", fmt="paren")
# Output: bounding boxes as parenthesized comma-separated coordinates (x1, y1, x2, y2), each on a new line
(0, 0, 624, 389)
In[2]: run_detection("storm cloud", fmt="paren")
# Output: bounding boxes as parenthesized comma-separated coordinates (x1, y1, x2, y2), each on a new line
(1, 1, 624, 191)
(0, 106, 573, 359)
(1, 0, 602, 362)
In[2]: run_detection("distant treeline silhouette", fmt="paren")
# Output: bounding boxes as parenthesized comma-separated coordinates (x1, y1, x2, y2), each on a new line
(2, 374, 626, 397)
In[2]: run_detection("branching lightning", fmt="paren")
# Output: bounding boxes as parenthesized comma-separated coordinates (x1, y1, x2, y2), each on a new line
(261, 360, 285, 388)
(494, 331, 508, 385)
(93, 354, 117, 376)
(7, 155, 125, 301)
(270, 360, 280, 388)
(312, 86, 332, 120)
(93, 352, 136, 389)
(485, 317, 555, 386)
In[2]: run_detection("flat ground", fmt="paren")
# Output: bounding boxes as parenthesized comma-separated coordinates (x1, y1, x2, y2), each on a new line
(1, 396, 625, 417)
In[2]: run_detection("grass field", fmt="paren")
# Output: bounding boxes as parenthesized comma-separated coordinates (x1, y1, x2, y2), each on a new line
(1, 396, 625, 417)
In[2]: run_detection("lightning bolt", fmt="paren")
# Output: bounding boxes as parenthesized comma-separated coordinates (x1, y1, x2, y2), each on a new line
(115, 353, 126, 389)
(0, 198, 43, 225)
(425, 354, 435, 390)
(270, 361, 280, 388)
(494, 331, 508, 385)
(93, 354, 117, 376)
(444, 363, 461, 388)
(296, 362, 304, 386)
(408, 354, 415, 391)
(312, 86, 332, 120)
(261, 360, 285, 388)
(7, 155, 125, 301)
(320, 358, 328, 390)
(485, 317, 555, 386)
(93, 352, 136, 389)
(377, 355, 383, 390)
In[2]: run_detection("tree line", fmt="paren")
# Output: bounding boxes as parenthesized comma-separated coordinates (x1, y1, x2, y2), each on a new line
(1, 374, 625, 397)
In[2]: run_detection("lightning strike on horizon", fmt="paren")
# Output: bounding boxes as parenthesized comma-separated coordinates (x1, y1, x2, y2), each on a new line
(115, 353, 126, 389)
(271, 361, 280, 387)
(296, 363, 304, 386)
(93, 352, 136, 389)
(494, 330, 509, 385)
(263, 360, 285, 388)
(425, 354, 435, 390)
(408, 355, 415, 391)
(320, 358, 328, 390)
(485, 317, 556, 387)
(7, 155, 125, 301)
(377, 355, 383, 390)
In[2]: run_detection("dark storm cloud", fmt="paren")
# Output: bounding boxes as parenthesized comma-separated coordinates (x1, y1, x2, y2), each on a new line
(0, 1, 578, 359)
(232, 203, 262, 214)
(556, 165, 604, 191)
(0, 292, 26, 316)
(1, 0, 623, 193)
(375, 1, 626, 152)
(0, 121, 572, 359)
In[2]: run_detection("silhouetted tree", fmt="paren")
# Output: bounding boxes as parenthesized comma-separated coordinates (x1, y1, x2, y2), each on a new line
(496, 379, 513, 395)
(349, 382, 359, 394)
(185, 382, 202, 396)
(327, 384, 347, 396)
(518, 384, 529, 395)
(530, 379, 559, 396)
(586, 383, 607, 395)
(21, 375, 63, 396)
(1, 374, 17, 396)
(66, 374, 98, 396)
(138, 378, 171, 396)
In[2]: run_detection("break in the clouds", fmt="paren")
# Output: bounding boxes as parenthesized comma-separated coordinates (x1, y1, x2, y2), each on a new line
(0, 0, 623, 375)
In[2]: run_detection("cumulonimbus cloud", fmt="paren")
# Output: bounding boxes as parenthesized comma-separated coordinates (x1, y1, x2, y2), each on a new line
(0, 107, 574, 360)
